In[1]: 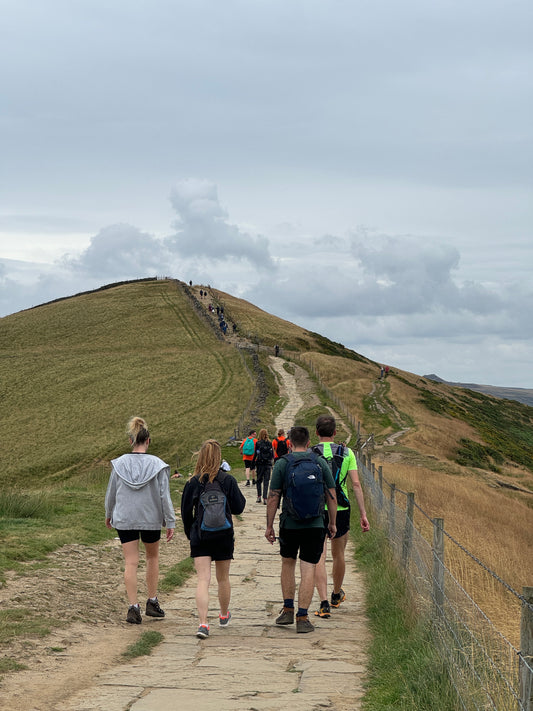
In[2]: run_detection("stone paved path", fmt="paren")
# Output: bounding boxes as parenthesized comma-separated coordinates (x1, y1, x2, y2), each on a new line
(57, 355, 369, 711)
(57, 489, 369, 711)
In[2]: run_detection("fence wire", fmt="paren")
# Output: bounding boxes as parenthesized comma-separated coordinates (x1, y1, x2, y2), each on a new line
(359, 456, 532, 711)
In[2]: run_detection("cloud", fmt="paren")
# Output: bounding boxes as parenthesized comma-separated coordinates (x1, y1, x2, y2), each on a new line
(64, 224, 167, 278)
(166, 179, 275, 269)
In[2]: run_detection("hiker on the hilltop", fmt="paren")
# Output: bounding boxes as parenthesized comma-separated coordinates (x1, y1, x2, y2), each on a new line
(189, 280, 192, 286)
(240, 430, 257, 486)
(265, 426, 337, 633)
(310, 415, 369, 619)
(272, 429, 290, 460)
(275, 344, 280, 357)
(105, 416, 175, 625)
(253, 428, 274, 504)
(180, 440, 246, 639)
(380, 365, 384, 379)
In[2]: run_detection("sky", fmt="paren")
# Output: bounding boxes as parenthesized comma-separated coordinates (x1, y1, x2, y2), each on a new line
(1, 0, 532, 388)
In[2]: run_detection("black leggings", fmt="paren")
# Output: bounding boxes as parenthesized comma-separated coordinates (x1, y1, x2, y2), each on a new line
(255, 463, 271, 498)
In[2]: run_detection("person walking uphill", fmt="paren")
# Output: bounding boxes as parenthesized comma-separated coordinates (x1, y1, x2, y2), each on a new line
(253, 428, 274, 504)
(181, 440, 246, 639)
(265, 426, 337, 633)
(311, 414, 369, 619)
(240, 430, 257, 486)
(105, 416, 175, 625)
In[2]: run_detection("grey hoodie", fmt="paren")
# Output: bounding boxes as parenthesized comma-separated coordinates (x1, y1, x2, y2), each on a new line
(105, 453, 176, 531)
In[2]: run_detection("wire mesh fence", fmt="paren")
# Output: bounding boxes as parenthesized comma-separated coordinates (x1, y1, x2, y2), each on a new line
(359, 455, 533, 711)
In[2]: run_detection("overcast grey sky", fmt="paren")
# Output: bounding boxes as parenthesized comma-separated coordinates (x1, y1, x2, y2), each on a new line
(1, 0, 532, 387)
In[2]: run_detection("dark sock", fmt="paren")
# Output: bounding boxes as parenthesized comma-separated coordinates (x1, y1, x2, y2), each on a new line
(321, 599, 328, 606)
(283, 599, 294, 609)
(297, 607, 307, 618)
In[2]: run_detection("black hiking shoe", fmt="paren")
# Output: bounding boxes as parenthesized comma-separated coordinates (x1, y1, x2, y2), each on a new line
(146, 597, 165, 618)
(331, 588, 346, 608)
(314, 600, 331, 618)
(275, 607, 294, 625)
(296, 615, 315, 633)
(127, 605, 142, 624)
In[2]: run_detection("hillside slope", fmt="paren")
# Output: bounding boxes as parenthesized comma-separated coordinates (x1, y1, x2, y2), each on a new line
(0, 279, 255, 485)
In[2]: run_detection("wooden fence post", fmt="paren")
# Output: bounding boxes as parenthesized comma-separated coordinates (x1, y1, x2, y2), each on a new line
(378, 466, 384, 515)
(432, 518, 445, 618)
(402, 492, 415, 568)
(389, 484, 396, 541)
(521, 587, 533, 711)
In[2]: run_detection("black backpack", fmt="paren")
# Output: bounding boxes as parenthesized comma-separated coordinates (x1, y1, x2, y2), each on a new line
(255, 439, 274, 463)
(283, 453, 327, 521)
(275, 438, 289, 457)
(311, 444, 350, 508)
(198, 472, 231, 537)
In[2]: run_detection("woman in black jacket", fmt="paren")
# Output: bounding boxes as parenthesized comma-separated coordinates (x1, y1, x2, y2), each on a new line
(181, 440, 246, 638)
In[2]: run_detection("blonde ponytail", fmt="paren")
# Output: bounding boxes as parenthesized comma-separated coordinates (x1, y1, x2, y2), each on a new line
(127, 416, 150, 446)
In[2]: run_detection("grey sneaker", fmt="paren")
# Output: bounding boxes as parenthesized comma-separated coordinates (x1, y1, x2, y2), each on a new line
(296, 615, 315, 633)
(219, 611, 232, 627)
(146, 597, 165, 618)
(196, 625, 209, 639)
(275, 607, 294, 625)
(126, 605, 142, 624)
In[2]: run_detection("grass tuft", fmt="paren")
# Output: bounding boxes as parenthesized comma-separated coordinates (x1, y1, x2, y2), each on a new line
(122, 630, 164, 659)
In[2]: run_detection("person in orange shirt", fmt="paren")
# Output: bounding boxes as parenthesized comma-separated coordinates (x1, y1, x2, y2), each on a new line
(272, 429, 290, 460)
(239, 430, 257, 486)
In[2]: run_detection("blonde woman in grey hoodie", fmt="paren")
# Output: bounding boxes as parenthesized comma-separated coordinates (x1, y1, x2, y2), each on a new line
(105, 416, 175, 624)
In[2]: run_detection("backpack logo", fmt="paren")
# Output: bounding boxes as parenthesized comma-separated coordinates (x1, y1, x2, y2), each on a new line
(283, 453, 326, 521)
(275, 438, 288, 457)
(199, 478, 231, 536)
(312, 444, 350, 508)
(242, 437, 255, 456)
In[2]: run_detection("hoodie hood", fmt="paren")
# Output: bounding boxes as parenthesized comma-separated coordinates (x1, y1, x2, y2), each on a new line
(111, 453, 168, 489)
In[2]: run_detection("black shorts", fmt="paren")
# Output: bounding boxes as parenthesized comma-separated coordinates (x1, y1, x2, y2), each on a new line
(116, 529, 161, 544)
(327, 508, 350, 538)
(190, 532, 234, 561)
(278, 527, 327, 565)
(244, 458, 256, 471)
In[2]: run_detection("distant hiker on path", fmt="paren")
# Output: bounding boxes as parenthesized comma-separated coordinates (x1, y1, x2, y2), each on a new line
(180, 440, 246, 639)
(105, 416, 175, 625)
(265, 426, 337, 633)
(275, 344, 280, 356)
(272, 429, 290, 460)
(240, 430, 257, 486)
(253, 428, 274, 504)
(311, 414, 369, 619)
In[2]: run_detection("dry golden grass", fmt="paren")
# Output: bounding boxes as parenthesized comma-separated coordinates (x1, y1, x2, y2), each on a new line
(372, 458, 533, 645)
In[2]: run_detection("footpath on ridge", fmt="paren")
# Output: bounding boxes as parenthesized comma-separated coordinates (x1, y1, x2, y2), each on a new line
(56, 357, 369, 711)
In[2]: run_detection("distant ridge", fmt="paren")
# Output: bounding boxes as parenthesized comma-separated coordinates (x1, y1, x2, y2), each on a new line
(423, 374, 533, 408)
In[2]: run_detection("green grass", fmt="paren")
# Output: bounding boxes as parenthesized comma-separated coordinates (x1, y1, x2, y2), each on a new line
(122, 630, 164, 659)
(160, 556, 195, 592)
(351, 516, 457, 711)
(0, 608, 60, 643)
(418, 385, 533, 472)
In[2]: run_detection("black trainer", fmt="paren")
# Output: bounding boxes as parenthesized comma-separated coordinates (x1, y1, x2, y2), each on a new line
(331, 588, 346, 608)
(146, 597, 165, 618)
(127, 605, 142, 624)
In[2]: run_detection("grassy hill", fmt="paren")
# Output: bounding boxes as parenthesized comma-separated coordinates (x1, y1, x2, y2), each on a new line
(1, 277, 532, 643)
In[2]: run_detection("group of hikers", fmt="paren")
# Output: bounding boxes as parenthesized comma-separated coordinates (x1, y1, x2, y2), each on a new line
(105, 414, 369, 638)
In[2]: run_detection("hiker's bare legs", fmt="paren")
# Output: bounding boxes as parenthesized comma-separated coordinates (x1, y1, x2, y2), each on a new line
(194, 556, 212, 626)
(314, 538, 328, 601)
(331, 534, 348, 594)
(122, 540, 140, 605)
(298, 559, 316, 610)
(245, 465, 251, 482)
(215, 559, 231, 616)
(280, 556, 297, 600)
(144, 540, 160, 599)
